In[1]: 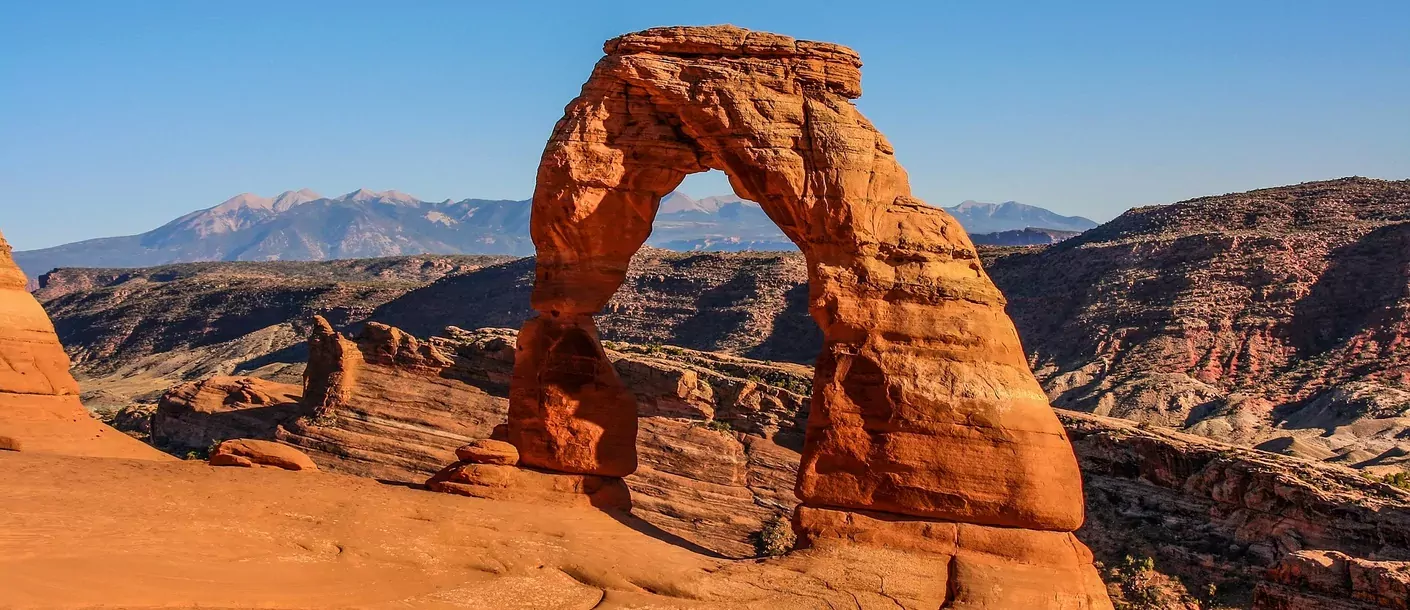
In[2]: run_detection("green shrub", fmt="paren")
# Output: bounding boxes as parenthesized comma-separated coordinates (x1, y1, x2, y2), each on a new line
(754, 514, 796, 557)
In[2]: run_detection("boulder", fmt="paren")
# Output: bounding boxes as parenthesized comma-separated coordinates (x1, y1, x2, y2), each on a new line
(455, 439, 519, 465)
(209, 439, 317, 471)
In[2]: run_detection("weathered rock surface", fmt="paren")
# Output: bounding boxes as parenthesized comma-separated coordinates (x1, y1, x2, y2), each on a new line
(1065, 409, 1410, 607)
(288, 321, 802, 558)
(33, 255, 512, 410)
(209, 438, 318, 471)
(455, 439, 519, 465)
(0, 229, 170, 460)
(0, 449, 1085, 609)
(427, 462, 631, 510)
(152, 376, 305, 452)
(278, 317, 509, 482)
(1255, 550, 1410, 609)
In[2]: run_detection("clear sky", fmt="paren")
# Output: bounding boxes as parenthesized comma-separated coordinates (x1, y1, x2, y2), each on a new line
(3, 1, 1407, 250)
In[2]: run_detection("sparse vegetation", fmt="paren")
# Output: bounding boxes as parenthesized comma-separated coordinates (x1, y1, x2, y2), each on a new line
(1106, 555, 1200, 610)
(753, 513, 795, 557)
(1363, 471, 1410, 491)
(693, 419, 734, 434)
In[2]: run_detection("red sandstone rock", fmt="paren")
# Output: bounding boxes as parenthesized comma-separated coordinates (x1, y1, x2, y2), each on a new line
(455, 439, 519, 465)
(501, 25, 1103, 604)
(0, 229, 170, 461)
(153, 376, 305, 452)
(515, 24, 1086, 533)
(278, 318, 509, 481)
(509, 315, 638, 477)
(1257, 550, 1410, 609)
(209, 439, 317, 471)
(426, 462, 630, 510)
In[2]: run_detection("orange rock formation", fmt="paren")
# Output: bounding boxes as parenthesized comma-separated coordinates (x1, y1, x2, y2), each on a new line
(0, 229, 169, 460)
(504, 25, 1110, 606)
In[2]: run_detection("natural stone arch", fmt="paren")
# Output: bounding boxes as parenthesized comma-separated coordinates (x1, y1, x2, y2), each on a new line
(512, 25, 1087, 532)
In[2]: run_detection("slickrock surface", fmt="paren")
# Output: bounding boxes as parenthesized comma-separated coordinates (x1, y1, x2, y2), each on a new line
(209, 438, 318, 471)
(987, 177, 1410, 468)
(456, 439, 519, 465)
(279, 321, 1410, 606)
(0, 229, 169, 460)
(153, 375, 305, 452)
(0, 449, 1089, 609)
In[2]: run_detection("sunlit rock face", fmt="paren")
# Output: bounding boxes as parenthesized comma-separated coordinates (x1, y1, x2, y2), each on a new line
(507, 25, 1110, 607)
(0, 229, 170, 460)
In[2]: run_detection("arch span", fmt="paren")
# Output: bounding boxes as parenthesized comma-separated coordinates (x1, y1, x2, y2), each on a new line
(510, 25, 1083, 531)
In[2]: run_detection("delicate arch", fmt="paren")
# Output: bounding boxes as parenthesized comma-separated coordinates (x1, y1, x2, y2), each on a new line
(508, 25, 1085, 532)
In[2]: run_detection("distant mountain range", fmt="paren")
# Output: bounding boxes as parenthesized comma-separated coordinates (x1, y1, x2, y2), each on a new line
(11, 189, 1095, 280)
(943, 200, 1097, 234)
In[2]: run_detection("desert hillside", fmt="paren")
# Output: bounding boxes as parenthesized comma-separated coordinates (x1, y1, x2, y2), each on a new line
(986, 177, 1410, 468)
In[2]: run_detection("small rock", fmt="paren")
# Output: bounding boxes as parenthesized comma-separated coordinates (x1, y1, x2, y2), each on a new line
(455, 439, 519, 465)
(209, 439, 318, 471)
(0, 435, 22, 452)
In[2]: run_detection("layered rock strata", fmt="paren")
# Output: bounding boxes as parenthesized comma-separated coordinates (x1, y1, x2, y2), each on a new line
(0, 229, 168, 460)
(1255, 551, 1410, 609)
(153, 376, 305, 452)
(278, 317, 508, 482)
(282, 322, 803, 557)
(504, 24, 1105, 605)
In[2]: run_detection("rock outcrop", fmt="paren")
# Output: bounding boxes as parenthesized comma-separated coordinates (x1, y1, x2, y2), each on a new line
(168, 317, 1410, 605)
(278, 317, 509, 482)
(209, 438, 317, 471)
(505, 25, 1106, 606)
(0, 229, 169, 460)
(1256, 551, 1410, 609)
(286, 321, 805, 558)
(1066, 410, 1410, 607)
(152, 376, 305, 452)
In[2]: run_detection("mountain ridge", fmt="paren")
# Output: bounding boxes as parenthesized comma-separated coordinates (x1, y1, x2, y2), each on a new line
(12, 189, 1093, 281)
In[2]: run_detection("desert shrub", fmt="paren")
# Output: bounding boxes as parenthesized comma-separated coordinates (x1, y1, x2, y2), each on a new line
(1107, 555, 1195, 610)
(1378, 471, 1410, 490)
(754, 513, 796, 557)
(692, 419, 734, 434)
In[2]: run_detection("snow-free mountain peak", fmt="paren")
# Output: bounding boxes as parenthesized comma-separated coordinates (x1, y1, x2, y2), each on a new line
(942, 200, 1097, 234)
(339, 189, 422, 205)
(271, 188, 323, 212)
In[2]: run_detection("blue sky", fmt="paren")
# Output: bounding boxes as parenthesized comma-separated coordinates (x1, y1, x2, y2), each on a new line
(3, 1, 1407, 250)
